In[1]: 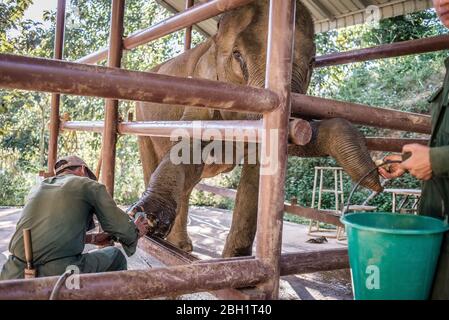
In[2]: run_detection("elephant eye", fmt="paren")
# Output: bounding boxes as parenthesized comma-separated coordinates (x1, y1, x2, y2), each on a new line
(233, 50, 242, 60)
(232, 50, 248, 82)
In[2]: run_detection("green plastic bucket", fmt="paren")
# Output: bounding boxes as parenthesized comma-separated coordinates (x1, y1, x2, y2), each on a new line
(341, 212, 449, 300)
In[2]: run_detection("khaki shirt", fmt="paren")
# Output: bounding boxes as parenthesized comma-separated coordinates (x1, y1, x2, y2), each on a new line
(9, 174, 139, 264)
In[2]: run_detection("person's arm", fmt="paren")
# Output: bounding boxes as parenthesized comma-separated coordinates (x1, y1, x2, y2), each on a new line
(85, 181, 143, 256)
(430, 146, 449, 177)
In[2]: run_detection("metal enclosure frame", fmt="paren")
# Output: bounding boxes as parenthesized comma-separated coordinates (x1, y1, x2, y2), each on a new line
(0, 0, 447, 299)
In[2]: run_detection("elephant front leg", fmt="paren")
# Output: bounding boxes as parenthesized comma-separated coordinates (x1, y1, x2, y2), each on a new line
(129, 149, 204, 238)
(166, 188, 194, 252)
(222, 163, 260, 257)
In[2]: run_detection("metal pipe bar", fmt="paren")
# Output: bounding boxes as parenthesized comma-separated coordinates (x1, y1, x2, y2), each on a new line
(138, 236, 263, 300)
(192, 184, 346, 229)
(62, 120, 313, 145)
(101, 0, 125, 195)
(365, 137, 429, 152)
(184, 0, 194, 51)
(289, 118, 312, 146)
(291, 94, 431, 134)
(77, 0, 254, 64)
(0, 259, 270, 300)
(61, 120, 262, 142)
(279, 249, 349, 275)
(0, 54, 279, 113)
(47, 0, 66, 174)
(255, 0, 296, 300)
(139, 236, 199, 266)
(284, 203, 344, 228)
(314, 34, 449, 68)
(195, 249, 349, 276)
(195, 183, 237, 200)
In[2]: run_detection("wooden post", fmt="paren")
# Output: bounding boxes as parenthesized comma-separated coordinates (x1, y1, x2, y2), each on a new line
(47, 0, 66, 174)
(100, 0, 125, 195)
(255, 0, 296, 299)
(184, 0, 194, 51)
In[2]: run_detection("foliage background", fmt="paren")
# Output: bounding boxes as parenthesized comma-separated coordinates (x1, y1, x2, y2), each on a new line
(0, 1, 448, 220)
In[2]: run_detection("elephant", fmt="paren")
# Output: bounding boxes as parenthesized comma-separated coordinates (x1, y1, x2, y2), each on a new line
(130, 0, 382, 257)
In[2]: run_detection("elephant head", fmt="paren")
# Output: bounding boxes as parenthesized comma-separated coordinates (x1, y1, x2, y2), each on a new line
(214, 0, 315, 93)
(211, 0, 382, 191)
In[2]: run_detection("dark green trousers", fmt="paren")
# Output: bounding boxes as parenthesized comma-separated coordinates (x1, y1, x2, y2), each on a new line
(431, 232, 449, 300)
(0, 246, 127, 280)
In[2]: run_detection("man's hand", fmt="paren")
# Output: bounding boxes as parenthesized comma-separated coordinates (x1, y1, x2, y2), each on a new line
(134, 215, 150, 238)
(401, 144, 433, 181)
(378, 154, 406, 179)
(86, 232, 114, 246)
(434, 0, 449, 28)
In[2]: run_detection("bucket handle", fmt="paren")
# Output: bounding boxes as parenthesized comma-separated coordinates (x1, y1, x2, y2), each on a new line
(344, 153, 448, 225)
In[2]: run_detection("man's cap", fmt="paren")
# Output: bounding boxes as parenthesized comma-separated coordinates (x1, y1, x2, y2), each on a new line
(54, 155, 97, 181)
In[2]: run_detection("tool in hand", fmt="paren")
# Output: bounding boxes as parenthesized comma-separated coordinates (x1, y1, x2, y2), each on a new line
(23, 228, 36, 279)
(346, 151, 446, 219)
(345, 152, 413, 215)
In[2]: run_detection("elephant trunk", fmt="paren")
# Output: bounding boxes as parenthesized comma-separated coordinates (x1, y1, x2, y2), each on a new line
(288, 118, 383, 192)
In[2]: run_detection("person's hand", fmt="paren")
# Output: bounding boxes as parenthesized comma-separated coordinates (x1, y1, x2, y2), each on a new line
(433, 0, 449, 28)
(134, 215, 150, 238)
(86, 232, 114, 246)
(378, 154, 406, 179)
(401, 144, 433, 181)
(94, 232, 114, 246)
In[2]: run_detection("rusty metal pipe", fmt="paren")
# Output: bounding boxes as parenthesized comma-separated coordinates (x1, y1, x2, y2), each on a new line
(0, 259, 270, 300)
(101, 0, 125, 195)
(284, 203, 344, 228)
(314, 34, 449, 68)
(366, 137, 429, 152)
(138, 236, 262, 300)
(0, 54, 279, 113)
(77, 0, 254, 64)
(280, 249, 349, 275)
(184, 0, 194, 51)
(195, 183, 238, 200)
(291, 94, 431, 134)
(289, 118, 312, 146)
(195, 249, 349, 276)
(47, 0, 66, 174)
(255, 0, 296, 299)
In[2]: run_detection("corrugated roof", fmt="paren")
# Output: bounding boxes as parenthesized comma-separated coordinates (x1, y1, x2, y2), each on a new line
(157, 0, 434, 35)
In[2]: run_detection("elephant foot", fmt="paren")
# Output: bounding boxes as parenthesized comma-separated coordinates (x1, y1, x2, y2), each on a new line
(166, 232, 193, 253)
(128, 194, 177, 239)
(222, 242, 252, 258)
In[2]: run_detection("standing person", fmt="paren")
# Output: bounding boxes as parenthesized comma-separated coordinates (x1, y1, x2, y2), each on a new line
(379, 0, 449, 299)
(0, 156, 150, 280)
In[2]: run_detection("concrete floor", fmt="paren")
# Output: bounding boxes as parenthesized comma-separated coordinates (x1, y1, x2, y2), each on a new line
(0, 207, 353, 300)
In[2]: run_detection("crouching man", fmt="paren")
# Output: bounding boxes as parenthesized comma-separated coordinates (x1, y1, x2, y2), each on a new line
(0, 156, 149, 280)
